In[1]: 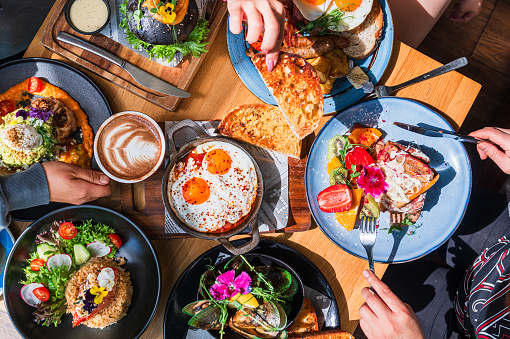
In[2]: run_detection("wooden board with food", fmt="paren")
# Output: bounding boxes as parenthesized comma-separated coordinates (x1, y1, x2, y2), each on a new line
(40, 0, 228, 111)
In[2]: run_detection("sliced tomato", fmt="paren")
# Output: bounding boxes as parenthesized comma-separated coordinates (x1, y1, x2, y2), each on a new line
(30, 258, 45, 271)
(108, 234, 122, 249)
(33, 286, 50, 302)
(58, 222, 77, 240)
(0, 100, 14, 116)
(28, 76, 43, 93)
(317, 184, 353, 213)
(345, 146, 375, 174)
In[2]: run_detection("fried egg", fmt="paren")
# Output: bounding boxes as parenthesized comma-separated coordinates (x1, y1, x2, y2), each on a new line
(292, 0, 373, 32)
(168, 141, 258, 233)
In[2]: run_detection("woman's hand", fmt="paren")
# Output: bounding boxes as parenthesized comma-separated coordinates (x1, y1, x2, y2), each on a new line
(227, 0, 285, 71)
(470, 127, 510, 174)
(450, 0, 483, 22)
(359, 270, 424, 339)
(42, 162, 111, 205)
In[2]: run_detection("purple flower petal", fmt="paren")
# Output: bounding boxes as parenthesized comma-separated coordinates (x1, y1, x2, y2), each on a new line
(233, 271, 252, 294)
(216, 270, 235, 286)
(210, 283, 229, 301)
(15, 109, 28, 120)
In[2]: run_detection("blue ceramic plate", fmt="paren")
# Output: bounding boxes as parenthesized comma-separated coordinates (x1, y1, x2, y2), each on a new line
(0, 228, 15, 296)
(305, 97, 472, 263)
(226, 0, 394, 114)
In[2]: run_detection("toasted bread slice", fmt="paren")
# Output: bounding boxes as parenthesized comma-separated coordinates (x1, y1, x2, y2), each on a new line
(340, 0, 384, 60)
(252, 53, 324, 140)
(377, 141, 439, 210)
(218, 104, 302, 158)
(287, 298, 319, 334)
(288, 330, 355, 338)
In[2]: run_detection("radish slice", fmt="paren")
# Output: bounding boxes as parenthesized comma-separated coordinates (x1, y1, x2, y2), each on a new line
(46, 254, 73, 271)
(20, 283, 44, 307)
(86, 241, 111, 257)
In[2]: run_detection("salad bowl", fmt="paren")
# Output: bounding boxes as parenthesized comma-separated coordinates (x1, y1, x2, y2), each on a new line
(3, 205, 161, 339)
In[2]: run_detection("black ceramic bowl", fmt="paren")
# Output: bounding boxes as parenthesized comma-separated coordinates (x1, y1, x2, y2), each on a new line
(3, 206, 161, 339)
(64, 0, 111, 35)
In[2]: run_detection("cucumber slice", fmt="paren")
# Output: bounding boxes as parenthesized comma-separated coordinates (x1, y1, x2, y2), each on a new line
(37, 244, 56, 261)
(74, 244, 91, 265)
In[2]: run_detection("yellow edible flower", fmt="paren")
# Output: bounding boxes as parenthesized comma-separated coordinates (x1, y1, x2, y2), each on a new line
(90, 286, 108, 304)
(158, 3, 176, 24)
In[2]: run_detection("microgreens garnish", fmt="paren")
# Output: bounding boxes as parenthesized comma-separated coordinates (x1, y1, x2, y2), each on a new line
(350, 165, 361, 179)
(297, 8, 355, 35)
(381, 214, 422, 236)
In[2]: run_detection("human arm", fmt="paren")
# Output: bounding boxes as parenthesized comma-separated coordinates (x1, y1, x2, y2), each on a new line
(469, 127, 510, 174)
(450, 0, 483, 22)
(227, 0, 286, 71)
(359, 269, 424, 339)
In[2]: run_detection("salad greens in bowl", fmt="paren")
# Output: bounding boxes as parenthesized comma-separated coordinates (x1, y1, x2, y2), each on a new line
(3, 205, 161, 339)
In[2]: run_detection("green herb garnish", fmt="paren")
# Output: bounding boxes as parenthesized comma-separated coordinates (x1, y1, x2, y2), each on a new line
(298, 8, 354, 35)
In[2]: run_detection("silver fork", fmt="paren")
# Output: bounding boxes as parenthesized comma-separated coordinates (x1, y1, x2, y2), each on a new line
(359, 216, 377, 272)
(365, 57, 468, 99)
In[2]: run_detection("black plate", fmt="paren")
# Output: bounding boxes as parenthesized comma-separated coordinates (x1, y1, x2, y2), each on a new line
(0, 58, 112, 221)
(164, 239, 341, 338)
(3, 205, 161, 339)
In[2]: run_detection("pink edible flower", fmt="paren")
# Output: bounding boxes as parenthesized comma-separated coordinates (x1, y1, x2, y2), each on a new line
(357, 165, 388, 198)
(210, 270, 252, 301)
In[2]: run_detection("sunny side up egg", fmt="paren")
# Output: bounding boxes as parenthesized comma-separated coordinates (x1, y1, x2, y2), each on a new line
(292, 0, 374, 31)
(168, 141, 258, 233)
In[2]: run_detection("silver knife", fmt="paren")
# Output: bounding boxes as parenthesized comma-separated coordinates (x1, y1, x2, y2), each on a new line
(393, 122, 495, 145)
(56, 32, 190, 98)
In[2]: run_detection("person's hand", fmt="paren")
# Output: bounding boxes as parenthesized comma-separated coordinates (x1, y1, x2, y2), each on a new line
(470, 127, 510, 174)
(41, 162, 111, 205)
(227, 0, 285, 71)
(359, 270, 424, 339)
(449, 0, 483, 22)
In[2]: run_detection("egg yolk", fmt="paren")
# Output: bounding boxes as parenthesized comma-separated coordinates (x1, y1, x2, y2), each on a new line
(182, 177, 210, 205)
(306, 0, 327, 5)
(205, 149, 232, 175)
(335, 0, 362, 11)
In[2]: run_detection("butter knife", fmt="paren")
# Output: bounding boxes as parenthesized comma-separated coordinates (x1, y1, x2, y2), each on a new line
(393, 122, 495, 145)
(56, 32, 190, 98)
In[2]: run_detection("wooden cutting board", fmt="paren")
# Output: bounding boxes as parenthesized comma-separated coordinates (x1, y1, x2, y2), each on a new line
(40, 0, 228, 112)
(119, 122, 313, 239)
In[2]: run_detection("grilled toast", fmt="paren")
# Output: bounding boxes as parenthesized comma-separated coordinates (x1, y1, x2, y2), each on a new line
(252, 53, 324, 140)
(218, 104, 302, 158)
(287, 298, 319, 334)
(288, 330, 355, 339)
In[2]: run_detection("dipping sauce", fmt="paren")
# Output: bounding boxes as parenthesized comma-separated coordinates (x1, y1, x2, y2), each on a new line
(69, 0, 109, 33)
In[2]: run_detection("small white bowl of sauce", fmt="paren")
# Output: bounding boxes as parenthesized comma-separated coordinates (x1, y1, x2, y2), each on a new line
(64, 0, 110, 35)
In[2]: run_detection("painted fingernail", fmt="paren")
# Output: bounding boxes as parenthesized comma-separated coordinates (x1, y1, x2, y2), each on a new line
(100, 174, 110, 184)
(262, 50, 269, 54)
(362, 269, 370, 278)
(267, 60, 275, 72)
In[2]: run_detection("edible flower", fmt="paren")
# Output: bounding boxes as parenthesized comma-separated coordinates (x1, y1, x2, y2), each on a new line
(15, 107, 53, 122)
(210, 270, 252, 301)
(15, 109, 28, 120)
(89, 286, 108, 304)
(158, 3, 176, 24)
(357, 165, 388, 198)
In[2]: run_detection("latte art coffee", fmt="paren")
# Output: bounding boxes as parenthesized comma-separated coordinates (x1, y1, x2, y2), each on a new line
(95, 112, 164, 182)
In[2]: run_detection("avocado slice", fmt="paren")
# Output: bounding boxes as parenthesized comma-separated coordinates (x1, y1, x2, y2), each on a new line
(361, 194, 380, 218)
(327, 135, 347, 161)
(329, 167, 349, 185)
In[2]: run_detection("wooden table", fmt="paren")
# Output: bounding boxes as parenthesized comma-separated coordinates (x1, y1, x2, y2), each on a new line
(0, 1, 481, 338)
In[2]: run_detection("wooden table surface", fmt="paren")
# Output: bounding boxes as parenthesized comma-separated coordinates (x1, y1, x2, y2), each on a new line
(0, 1, 481, 338)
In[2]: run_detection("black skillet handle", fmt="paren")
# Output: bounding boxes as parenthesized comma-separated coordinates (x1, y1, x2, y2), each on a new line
(166, 119, 209, 158)
(217, 222, 260, 255)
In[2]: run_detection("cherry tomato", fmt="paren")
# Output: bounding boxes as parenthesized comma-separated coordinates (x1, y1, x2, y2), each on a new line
(108, 234, 122, 249)
(33, 286, 50, 302)
(28, 76, 43, 93)
(0, 100, 14, 116)
(317, 184, 352, 213)
(345, 146, 375, 174)
(30, 258, 45, 271)
(58, 222, 78, 240)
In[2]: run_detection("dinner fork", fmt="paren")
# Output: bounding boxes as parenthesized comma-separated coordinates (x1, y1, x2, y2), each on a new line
(359, 216, 377, 272)
(365, 57, 468, 99)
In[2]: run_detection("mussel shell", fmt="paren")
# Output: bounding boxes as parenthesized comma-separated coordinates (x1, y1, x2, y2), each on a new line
(231, 301, 287, 331)
(229, 317, 284, 339)
(188, 304, 222, 330)
(126, 0, 199, 45)
(253, 267, 293, 294)
(182, 299, 212, 316)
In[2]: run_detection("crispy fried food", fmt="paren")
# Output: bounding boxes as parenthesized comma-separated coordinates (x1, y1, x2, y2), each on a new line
(218, 104, 302, 158)
(324, 49, 350, 79)
(288, 329, 355, 338)
(287, 298, 319, 334)
(252, 53, 324, 140)
(308, 57, 332, 84)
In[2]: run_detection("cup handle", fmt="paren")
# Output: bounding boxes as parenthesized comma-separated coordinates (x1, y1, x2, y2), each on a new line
(166, 119, 210, 158)
(217, 222, 260, 255)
